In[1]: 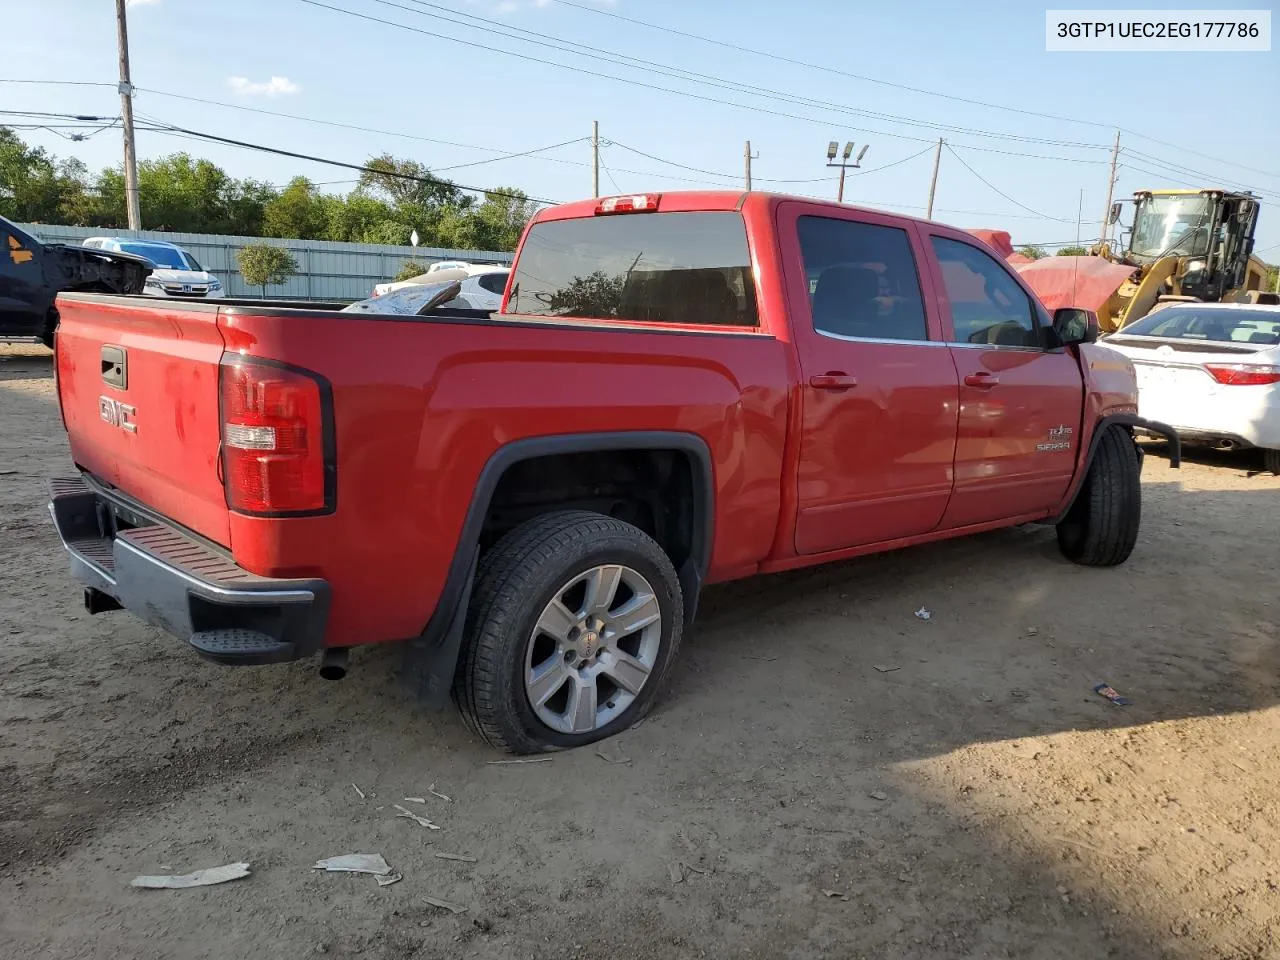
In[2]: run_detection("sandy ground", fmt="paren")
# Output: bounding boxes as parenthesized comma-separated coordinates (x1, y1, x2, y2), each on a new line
(1, 343, 1278, 960)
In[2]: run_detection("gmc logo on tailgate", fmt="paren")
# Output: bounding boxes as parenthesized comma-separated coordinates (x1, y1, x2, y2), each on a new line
(99, 396, 138, 434)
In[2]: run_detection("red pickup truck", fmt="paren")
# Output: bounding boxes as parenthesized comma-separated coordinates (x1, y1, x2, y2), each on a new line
(47, 191, 1179, 753)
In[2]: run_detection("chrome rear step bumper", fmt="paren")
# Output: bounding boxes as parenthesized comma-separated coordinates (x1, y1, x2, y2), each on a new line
(48, 475, 330, 665)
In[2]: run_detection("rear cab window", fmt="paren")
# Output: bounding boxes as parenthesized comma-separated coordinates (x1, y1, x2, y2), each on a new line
(505, 211, 759, 328)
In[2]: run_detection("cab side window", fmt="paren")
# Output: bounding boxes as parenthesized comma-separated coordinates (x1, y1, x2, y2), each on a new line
(931, 236, 1040, 347)
(798, 216, 929, 342)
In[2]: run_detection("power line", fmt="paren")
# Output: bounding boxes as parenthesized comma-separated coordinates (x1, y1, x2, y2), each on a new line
(544, 0, 1280, 183)
(293, 0, 1112, 163)
(0, 79, 115, 88)
(132, 117, 563, 205)
(386, 0, 1107, 151)
(1119, 147, 1279, 200)
(944, 144, 1072, 223)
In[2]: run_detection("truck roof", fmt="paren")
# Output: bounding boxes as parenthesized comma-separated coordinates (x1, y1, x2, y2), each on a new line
(533, 190, 941, 228)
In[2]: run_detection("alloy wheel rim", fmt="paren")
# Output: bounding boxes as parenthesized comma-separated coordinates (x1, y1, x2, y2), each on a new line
(523, 563, 663, 735)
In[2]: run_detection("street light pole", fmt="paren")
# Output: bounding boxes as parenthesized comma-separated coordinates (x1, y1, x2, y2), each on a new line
(826, 141, 868, 203)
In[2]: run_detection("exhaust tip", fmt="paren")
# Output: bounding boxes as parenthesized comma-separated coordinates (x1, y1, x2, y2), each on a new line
(319, 648, 350, 681)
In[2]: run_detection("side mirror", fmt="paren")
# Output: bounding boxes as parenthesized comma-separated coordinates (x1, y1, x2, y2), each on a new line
(1053, 307, 1098, 346)
(1109, 202, 1122, 225)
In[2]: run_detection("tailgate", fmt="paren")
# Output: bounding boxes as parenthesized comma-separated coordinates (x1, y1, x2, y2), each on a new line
(54, 295, 230, 545)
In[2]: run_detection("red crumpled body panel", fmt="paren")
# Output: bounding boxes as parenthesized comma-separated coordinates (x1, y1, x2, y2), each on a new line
(1011, 256, 1137, 312)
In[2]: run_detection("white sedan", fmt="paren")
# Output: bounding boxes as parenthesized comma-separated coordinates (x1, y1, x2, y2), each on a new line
(372, 264, 509, 310)
(1102, 302, 1280, 473)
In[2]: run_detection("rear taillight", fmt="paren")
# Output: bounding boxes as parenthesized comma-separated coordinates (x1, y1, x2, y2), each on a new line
(219, 357, 334, 515)
(1203, 363, 1280, 386)
(595, 194, 661, 215)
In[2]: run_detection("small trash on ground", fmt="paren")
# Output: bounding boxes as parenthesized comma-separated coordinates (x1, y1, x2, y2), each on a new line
(668, 862, 685, 884)
(914, 607, 932, 621)
(404, 796, 427, 804)
(428, 784, 453, 803)
(313, 854, 392, 876)
(351, 783, 366, 800)
(822, 889, 850, 901)
(434, 852, 478, 863)
(1094, 682, 1132, 706)
(1026, 627, 1039, 636)
(869, 790, 888, 801)
(596, 745, 631, 765)
(423, 895, 468, 914)
(485, 757, 553, 765)
(375, 873, 403, 887)
(872, 664, 900, 673)
(744, 655, 779, 662)
(131, 862, 251, 889)
(394, 804, 441, 830)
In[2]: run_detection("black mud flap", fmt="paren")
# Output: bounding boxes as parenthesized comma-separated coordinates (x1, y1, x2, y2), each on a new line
(401, 553, 477, 710)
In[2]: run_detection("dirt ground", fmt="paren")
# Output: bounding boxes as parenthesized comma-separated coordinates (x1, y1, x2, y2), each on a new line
(1, 342, 1278, 960)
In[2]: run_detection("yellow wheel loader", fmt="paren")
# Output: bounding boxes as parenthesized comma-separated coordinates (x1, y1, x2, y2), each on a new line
(1082, 189, 1273, 332)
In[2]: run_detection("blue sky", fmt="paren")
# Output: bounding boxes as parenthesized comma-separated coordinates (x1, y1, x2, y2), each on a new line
(6, 0, 1279, 255)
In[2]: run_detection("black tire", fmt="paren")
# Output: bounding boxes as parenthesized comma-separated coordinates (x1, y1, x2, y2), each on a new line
(1263, 449, 1280, 476)
(453, 510, 683, 754)
(1056, 425, 1142, 567)
(40, 310, 57, 350)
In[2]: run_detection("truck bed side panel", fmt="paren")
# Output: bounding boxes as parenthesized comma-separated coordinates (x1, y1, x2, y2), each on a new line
(217, 311, 791, 646)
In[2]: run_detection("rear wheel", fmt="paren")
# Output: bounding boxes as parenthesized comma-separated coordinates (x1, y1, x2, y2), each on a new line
(1057, 426, 1141, 567)
(454, 510, 683, 754)
(1264, 449, 1280, 476)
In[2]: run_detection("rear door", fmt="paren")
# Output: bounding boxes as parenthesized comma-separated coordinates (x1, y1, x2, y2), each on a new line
(923, 233, 1084, 527)
(54, 295, 231, 545)
(779, 202, 961, 554)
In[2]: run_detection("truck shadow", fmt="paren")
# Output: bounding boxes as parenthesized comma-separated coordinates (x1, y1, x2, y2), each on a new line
(0, 347, 54, 382)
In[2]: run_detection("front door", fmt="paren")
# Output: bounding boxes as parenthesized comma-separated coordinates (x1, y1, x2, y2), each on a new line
(781, 204, 961, 555)
(925, 234, 1084, 527)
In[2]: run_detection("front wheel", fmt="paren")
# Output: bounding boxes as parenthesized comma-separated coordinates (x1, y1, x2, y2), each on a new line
(1263, 449, 1280, 476)
(454, 511, 684, 754)
(1056, 425, 1141, 567)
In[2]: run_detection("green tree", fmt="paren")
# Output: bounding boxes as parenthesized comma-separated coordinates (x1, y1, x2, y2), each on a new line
(0, 127, 93, 223)
(547, 270, 625, 317)
(95, 154, 274, 234)
(263, 177, 328, 239)
(1016, 244, 1047, 260)
(237, 243, 299, 298)
(1056, 245, 1090, 257)
(358, 154, 469, 210)
(394, 260, 428, 282)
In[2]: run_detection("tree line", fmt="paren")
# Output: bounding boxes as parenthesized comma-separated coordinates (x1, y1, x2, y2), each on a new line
(0, 126, 536, 251)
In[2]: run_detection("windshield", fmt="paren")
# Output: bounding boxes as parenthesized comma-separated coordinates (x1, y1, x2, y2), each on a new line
(1128, 195, 1214, 259)
(507, 211, 759, 327)
(1120, 307, 1280, 345)
(117, 242, 190, 270)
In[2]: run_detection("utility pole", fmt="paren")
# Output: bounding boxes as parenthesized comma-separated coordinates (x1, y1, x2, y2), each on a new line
(115, 0, 141, 231)
(591, 120, 599, 197)
(744, 140, 758, 191)
(925, 138, 943, 219)
(1098, 129, 1121, 248)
